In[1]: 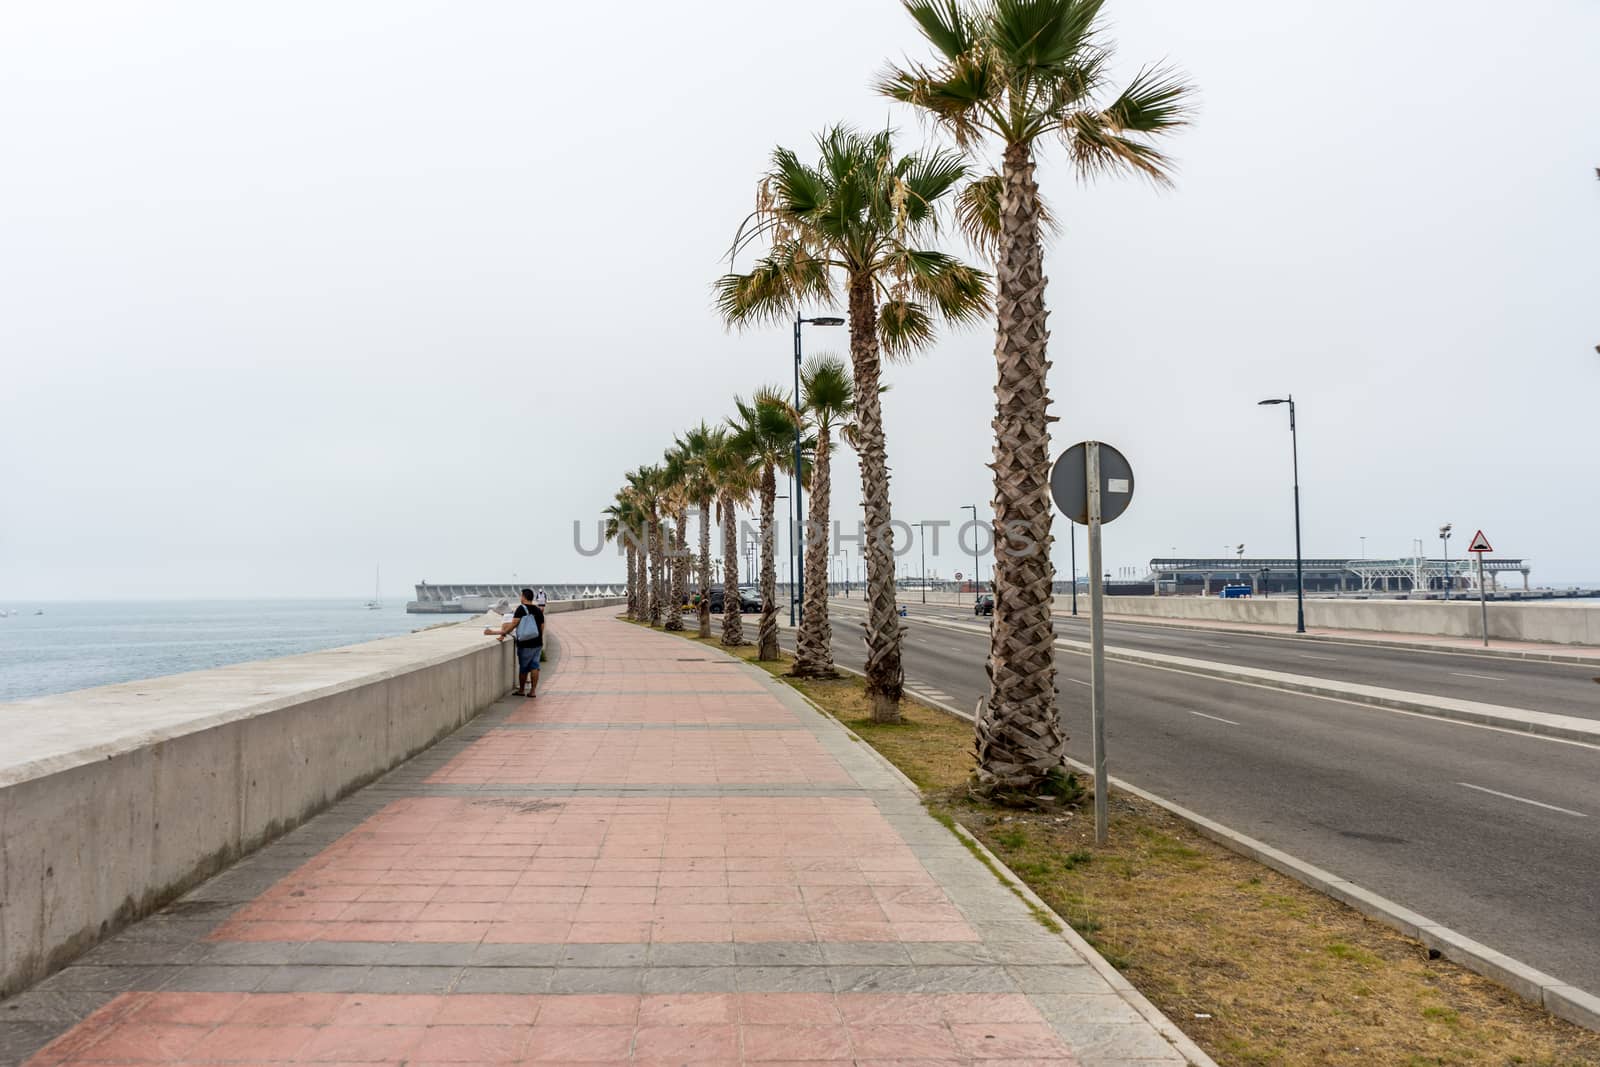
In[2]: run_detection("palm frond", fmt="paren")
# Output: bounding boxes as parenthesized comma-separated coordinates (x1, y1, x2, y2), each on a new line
(902, 0, 974, 60)
(714, 241, 834, 328)
(1101, 64, 1195, 134)
(1066, 109, 1178, 185)
(878, 298, 936, 359)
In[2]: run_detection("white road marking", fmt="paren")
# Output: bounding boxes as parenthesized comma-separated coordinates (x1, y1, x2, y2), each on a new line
(1450, 671, 1505, 681)
(1188, 710, 1240, 726)
(1457, 782, 1588, 818)
(1297, 653, 1339, 661)
(1065, 678, 1092, 687)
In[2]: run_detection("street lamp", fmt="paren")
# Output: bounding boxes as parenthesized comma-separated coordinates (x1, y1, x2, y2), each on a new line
(792, 314, 845, 629)
(914, 522, 929, 604)
(961, 504, 980, 602)
(1258, 396, 1306, 633)
(775, 493, 790, 624)
(1439, 523, 1453, 601)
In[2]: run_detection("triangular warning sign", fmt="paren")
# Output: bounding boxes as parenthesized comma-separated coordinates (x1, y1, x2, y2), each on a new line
(1467, 529, 1493, 553)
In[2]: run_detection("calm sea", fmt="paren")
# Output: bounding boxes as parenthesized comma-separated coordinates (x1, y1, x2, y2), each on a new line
(0, 600, 439, 703)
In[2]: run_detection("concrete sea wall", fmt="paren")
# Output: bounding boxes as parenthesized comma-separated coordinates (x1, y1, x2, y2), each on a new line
(1093, 595, 1600, 645)
(0, 598, 622, 997)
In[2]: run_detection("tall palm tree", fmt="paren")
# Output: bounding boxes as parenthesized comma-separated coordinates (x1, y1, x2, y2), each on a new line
(661, 444, 691, 632)
(729, 388, 805, 662)
(791, 355, 855, 679)
(627, 465, 666, 627)
(716, 124, 990, 721)
(603, 494, 647, 620)
(706, 426, 755, 647)
(883, 0, 1194, 793)
(676, 422, 719, 639)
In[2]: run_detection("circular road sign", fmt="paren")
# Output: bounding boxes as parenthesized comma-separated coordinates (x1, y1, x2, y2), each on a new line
(1050, 442, 1135, 525)
(954, 571, 964, 581)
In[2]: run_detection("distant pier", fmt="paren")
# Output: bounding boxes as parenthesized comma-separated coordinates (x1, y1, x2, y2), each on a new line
(406, 581, 627, 613)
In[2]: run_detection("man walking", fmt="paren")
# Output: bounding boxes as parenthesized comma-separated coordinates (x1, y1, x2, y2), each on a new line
(486, 588, 546, 697)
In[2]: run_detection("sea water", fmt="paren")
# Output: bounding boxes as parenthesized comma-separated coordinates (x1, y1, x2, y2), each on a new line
(0, 600, 434, 703)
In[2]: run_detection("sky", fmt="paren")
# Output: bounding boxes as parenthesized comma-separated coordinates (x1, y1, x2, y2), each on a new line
(2, 0, 1597, 602)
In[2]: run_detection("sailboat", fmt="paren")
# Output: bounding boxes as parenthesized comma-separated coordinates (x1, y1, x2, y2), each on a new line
(365, 565, 383, 610)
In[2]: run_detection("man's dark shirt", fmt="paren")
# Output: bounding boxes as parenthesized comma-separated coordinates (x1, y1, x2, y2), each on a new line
(512, 604, 545, 648)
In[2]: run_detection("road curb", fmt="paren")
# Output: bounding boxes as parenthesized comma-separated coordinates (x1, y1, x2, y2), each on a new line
(898, 613, 1600, 745)
(880, 683, 1600, 1035)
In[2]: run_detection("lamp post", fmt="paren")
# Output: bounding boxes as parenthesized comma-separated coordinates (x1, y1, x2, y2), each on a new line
(961, 504, 980, 602)
(914, 522, 928, 604)
(1258, 396, 1306, 633)
(1439, 523, 1453, 601)
(792, 314, 845, 629)
(775, 493, 790, 624)
(1069, 524, 1078, 615)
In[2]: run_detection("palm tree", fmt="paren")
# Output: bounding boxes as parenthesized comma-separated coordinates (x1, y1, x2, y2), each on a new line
(883, 0, 1194, 793)
(706, 427, 755, 646)
(627, 465, 665, 627)
(791, 355, 854, 679)
(715, 124, 989, 721)
(661, 444, 691, 632)
(729, 388, 805, 662)
(676, 422, 719, 639)
(603, 494, 647, 620)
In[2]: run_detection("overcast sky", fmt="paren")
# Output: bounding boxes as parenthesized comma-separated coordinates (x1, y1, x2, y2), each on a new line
(3, 0, 1597, 602)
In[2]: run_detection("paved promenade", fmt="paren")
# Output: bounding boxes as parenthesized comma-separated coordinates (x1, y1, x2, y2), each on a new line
(2, 611, 1202, 1067)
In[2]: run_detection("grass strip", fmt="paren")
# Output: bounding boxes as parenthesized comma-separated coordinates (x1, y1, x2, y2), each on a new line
(628, 616, 1600, 1066)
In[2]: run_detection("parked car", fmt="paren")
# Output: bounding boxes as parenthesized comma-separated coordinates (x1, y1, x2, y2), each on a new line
(975, 594, 994, 616)
(706, 584, 762, 613)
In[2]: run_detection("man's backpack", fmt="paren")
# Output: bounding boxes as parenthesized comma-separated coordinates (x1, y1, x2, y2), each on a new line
(514, 608, 541, 644)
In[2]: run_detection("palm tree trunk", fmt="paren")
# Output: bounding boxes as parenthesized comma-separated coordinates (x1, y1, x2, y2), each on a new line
(719, 494, 746, 646)
(757, 464, 780, 660)
(647, 514, 663, 626)
(792, 432, 837, 678)
(625, 542, 638, 620)
(665, 511, 687, 631)
(975, 142, 1064, 795)
(697, 493, 713, 638)
(847, 272, 904, 722)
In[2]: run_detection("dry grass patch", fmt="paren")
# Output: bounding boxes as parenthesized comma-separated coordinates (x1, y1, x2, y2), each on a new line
(625, 617, 1600, 1066)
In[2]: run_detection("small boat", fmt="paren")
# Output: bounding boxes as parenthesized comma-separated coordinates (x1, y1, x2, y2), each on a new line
(365, 565, 383, 610)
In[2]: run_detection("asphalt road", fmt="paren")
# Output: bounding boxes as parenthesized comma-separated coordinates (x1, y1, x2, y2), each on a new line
(875, 600, 1600, 720)
(780, 603, 1600, 993)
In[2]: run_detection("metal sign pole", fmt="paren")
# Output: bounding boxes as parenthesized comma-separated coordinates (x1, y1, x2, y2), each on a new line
(1476, 552, 1489, 647)
(1086, 443, 1109, 845)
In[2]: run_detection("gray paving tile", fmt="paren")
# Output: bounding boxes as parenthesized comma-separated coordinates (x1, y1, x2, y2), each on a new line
(159, 966, 272, 992)
(0, 990, 115, 1024)
(555, 944, 647, 968)
(292, 942, 395, 966)
(989, 939, 1087, 966)
(645, 943, 735, 967)
(732, 942, 825, 967)
(33, 967, 173, 994)
(380, 942, 481, 967)
(77, 940, 208, 967)
(818, 942, 912, 966)
(547, 968, 644, 995)
(451, 968, 554, 995)
(734, 966, 833, 993)
(469, 943, 564, 968)
(641, 967, 741, 994)
(904, 942, 998, 966)
(254, 965, 371, 993)
(355, 966, 461, 994)
(1068, 1022, 1189, 1065)
(0, 1021, 59, 1066)
(1031, 992, 1149, 1029)
(196, 941, 300, 966)
(1006, 965, 1114, 994)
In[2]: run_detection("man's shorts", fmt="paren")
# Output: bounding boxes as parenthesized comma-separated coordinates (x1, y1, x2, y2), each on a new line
(517, 645, 542, 673)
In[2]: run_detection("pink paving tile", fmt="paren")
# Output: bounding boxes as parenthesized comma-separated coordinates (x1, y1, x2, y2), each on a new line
(209, 798, 973, 945)
(739, 1024, 854, 1061)
(522, 1024, 634, 1062)
(848, 1024, 964, 1060)
(637, 994, 738, 1025)
(425, 729, 852, 787)
(736, 994, 842, 1025)
(950, 1022, 1075, 1059)
(411, 1024, 529, 1062)
(191, 1024, 324, 1061)
(631, 1023, 740, 1060)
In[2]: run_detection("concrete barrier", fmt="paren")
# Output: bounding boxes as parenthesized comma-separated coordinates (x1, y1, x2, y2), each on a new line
(0, 598, 622, 997)
(1092, 595, 1600, 645)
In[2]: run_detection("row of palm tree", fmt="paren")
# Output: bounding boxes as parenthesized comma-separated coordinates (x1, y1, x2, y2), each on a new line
(615, 0, 1193, 799)
(604, 358, 857, 679)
